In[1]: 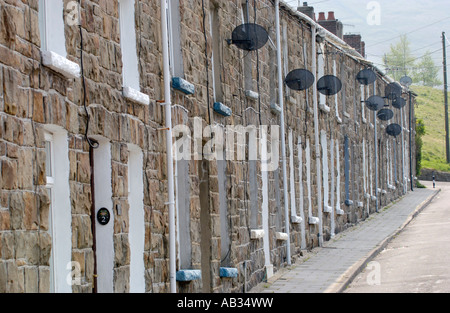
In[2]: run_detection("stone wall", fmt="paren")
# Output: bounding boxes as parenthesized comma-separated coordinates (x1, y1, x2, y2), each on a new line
(419, 168, 450, 182)
(0, 0, 416, 293)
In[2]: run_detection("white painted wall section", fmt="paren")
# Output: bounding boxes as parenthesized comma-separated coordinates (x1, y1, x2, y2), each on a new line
(289, 130, 301, 223)
(93, 138, 114, 293)
(306, 139, 319, 224)
(298, 137, 307, 249)
(318, 47, 330, 113)
(335, 139, 344, 216)
(128, 144, 145, 293)
(330, 138, 336, 237)
(261, 130, 273, 277)
(321, 130, 332, 213)
(333, 59, 342, 123)
(361, 85, 367, 124)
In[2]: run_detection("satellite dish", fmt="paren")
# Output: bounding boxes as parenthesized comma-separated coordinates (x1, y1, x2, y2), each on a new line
(230, 23, 269, 51)
(377, 108, 394, 121)
(400, 76, 413, 87)
(385, 82, 402, 100)
(365, 95, 385, 111)
(392, 97, 407, 109)
(356, 69, 377, 85)
(317, 75, 342, 96)
(285, 69, 315, 91)
(386, 123, 402, 137)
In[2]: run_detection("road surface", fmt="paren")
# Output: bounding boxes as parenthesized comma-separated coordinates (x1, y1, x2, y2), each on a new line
(344, 181, 450, 293)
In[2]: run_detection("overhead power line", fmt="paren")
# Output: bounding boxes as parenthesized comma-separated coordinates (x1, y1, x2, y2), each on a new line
(367, 16, 450, 48)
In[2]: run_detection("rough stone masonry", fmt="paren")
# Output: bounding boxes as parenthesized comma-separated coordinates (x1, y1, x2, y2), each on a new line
(0, 0, 416, 293)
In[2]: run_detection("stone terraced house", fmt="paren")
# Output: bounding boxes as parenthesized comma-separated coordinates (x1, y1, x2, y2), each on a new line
(0, 0, 416, 293)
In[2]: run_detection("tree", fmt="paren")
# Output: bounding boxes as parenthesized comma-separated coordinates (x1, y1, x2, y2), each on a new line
(383, 35, 442, 87)
(412, 51, 442, 87)
(383, 35, 416, 82)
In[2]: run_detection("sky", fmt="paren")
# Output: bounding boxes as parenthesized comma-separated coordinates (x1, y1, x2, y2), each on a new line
(283, 0, 450, 86)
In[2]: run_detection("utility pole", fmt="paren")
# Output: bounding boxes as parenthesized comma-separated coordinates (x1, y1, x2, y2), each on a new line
(443, 32, 450, 163)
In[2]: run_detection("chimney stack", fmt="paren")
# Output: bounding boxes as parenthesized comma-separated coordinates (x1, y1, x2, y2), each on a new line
(317, 11, 344, 40)
(327, 11, 336, 21)
(318, 12, 326, 21)
(297, 2, 315, 20)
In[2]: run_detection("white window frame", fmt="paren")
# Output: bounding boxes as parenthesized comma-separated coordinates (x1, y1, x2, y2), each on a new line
(119, 0, 149, 105)
(44, 128, 72, 293)
(38, 0, 80, 79)
(45, 132, 56, 293)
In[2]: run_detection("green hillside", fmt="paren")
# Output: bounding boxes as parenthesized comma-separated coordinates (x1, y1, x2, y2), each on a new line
(412, 85, 450, 172)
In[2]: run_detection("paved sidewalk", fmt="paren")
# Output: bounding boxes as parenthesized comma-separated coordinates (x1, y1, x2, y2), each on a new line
(251, 188, 440, 293)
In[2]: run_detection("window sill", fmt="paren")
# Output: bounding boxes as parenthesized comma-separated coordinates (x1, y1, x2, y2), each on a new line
(270, 103, 282, 115)
(123, 86, 150, 106)
(213, 102, 232, 117)
(220, 267, 238, 278)
(250, 229, 265, 240)
(308, 216, 320, 225)
(245, 90, 259, 101)
(291, 215, 303, 224)
(176, 270, 201, 282)
(275, 232, 288, 241)
(319, 103, 330, 113)
(172, 77, 195, 95)
(41, 50, 80, 79)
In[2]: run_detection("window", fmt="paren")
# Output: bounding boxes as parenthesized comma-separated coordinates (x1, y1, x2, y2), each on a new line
(44, 129, 71, 293)
(38, 0, 80, 78)
(168, 0, 184, 78)
(242, 3, 253, 93)
(282, 22, 290, 98)
(361, 84, 367, 123)
(317, 47, 329, 112)
(335, 57, 342, 122)
(210, 6, 223, 103)
(119, 0, 139, 90)
(39, 0, 67, 58)
(119, 0, 149, 105)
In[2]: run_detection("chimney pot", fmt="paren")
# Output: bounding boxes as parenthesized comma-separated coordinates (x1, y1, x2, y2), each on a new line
(318, 12, 326, 21)
(328, 11, 336, 20)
